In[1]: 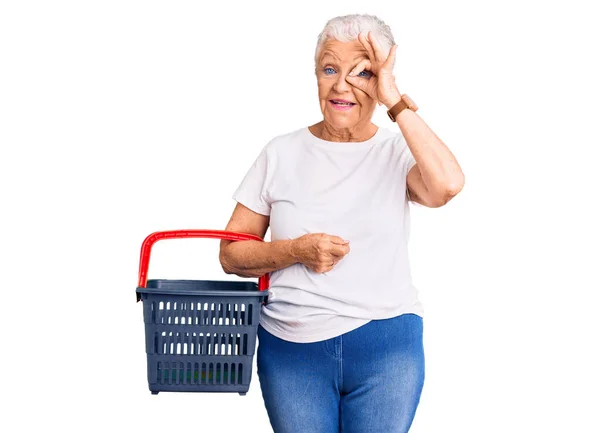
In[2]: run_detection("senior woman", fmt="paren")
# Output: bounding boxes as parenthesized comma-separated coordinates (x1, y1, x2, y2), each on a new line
(219, 14, 464, 433)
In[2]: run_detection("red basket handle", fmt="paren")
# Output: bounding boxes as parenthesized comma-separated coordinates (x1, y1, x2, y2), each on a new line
(137, 229, 270, 301)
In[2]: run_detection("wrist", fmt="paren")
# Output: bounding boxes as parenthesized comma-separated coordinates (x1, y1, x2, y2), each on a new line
(383, 92, 402, 110)
(289, 239, 302, 263)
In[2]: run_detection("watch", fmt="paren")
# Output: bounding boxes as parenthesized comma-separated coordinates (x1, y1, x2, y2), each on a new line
(387, 94, 418, 122)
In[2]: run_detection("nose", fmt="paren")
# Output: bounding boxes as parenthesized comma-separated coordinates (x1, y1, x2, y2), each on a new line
(333, 70, 353, 93)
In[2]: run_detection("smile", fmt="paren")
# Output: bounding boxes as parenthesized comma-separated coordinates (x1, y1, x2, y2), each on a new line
(329, 100, 356, 111)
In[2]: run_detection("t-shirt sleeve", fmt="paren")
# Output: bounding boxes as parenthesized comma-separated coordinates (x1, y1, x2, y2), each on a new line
(406, 148, 417, 175)
(232, 146, 272, 216)
(397, 133, 425, 207)
(397, 132, 417, 176)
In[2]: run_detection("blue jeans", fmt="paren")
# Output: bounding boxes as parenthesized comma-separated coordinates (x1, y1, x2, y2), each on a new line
(256, 313, 425, 433)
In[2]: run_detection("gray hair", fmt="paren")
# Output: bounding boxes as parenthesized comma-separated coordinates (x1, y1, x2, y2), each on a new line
(314, 14, 396, 68)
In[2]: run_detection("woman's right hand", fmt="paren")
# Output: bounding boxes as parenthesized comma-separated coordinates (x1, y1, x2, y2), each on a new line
(292, 233, 351, 273)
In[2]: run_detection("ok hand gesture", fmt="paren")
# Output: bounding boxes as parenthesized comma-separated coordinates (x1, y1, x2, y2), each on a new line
(345, 31, 402, 109)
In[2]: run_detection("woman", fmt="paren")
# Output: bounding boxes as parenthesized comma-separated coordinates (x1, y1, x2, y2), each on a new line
(219, 14, 464, 433)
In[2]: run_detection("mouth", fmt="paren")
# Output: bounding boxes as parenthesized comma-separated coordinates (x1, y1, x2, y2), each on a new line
(329, 99, 356, 111)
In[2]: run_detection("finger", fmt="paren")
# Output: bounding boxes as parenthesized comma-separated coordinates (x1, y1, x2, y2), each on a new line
(367, 31, 386, 63)
(348, 58, 372, 77)
(358, 32, 376, 64)
(345, 73, 368, 93)
(322, 262, 336, 274)
(329, 236, 350, 245)
(346, 73, 377, 99)
(330, 244, 351, 257)
(383, 44, 398, 72)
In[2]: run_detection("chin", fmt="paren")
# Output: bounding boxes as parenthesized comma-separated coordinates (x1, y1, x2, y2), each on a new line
(324, 114, 357, 128)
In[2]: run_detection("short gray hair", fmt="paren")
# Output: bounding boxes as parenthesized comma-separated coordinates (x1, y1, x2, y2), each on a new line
(314, 14, 395, 67)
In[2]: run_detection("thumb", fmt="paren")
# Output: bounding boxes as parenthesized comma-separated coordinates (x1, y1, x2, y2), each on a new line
(330, 236, 350, 245)
(345, 75, 367, 92)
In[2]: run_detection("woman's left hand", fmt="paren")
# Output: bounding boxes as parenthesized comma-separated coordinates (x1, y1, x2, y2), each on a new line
(345, 31, 401, 109)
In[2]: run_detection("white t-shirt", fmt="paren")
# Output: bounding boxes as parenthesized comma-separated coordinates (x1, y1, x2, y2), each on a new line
(232, 126, 423, 343)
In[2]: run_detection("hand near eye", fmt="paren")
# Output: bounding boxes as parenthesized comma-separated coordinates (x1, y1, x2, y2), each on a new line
(345, 31, 402, 109)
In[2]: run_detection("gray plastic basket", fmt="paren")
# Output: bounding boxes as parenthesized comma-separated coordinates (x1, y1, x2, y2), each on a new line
(135, 230, 270, 395)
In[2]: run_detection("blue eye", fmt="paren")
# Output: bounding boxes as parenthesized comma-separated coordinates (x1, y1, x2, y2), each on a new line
(324, 67, 335, 75)
(358, 70, 373, 78)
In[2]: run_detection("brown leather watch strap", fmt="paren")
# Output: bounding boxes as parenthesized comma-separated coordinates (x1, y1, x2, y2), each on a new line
(387, 94, 418, 122)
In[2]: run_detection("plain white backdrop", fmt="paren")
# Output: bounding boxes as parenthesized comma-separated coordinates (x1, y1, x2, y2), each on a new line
(1, 0, 599, 432)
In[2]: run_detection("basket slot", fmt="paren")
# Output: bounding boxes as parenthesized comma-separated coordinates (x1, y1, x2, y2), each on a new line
(155, 361, 244, 385)
(240, 304, 246, 326)
(176, 302, 182, 325)
(154, 331, 250, 356)
(157, 302, 163, 324)
(228, 333, 234, 355)
(199, 303, 206, 325)
(182, 302, 189, 325)
(182, 302, 188, 325)
(192, 303, 198, 325)
(162, 361, 166, 384)
(183, 332, 189, 355)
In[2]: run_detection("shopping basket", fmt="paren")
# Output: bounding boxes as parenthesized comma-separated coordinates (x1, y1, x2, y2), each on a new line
(135, 229, 270, 395)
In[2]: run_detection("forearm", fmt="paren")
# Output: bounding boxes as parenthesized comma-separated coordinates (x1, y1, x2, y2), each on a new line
(220, 239, 298, 278)
(391, 99, 464, 195)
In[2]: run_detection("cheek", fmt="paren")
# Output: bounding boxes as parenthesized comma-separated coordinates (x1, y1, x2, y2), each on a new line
(358, 93, 376, 106)
(317, 81, 330, 99)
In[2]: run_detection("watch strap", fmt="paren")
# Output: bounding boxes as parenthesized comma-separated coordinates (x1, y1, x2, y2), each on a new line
(386, 94, 417, 122)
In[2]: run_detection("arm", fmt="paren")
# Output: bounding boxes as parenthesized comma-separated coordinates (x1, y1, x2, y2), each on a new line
(392, 106, 465, 208)
(343, 33, 464, 208)
(219, 203, 299, 278)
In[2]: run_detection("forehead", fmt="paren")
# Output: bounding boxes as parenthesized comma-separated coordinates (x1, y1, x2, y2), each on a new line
(319, 39, 368, 62)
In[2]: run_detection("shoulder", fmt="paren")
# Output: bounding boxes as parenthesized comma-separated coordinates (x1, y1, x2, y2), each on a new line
(267, 127, 306, 148)
(260, 127, 308, 158)
(375, 126, 408, 148)
(373, 127, 412, 160)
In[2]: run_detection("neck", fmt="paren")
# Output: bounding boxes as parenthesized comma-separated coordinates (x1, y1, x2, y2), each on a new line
(310, 121, 378, 142)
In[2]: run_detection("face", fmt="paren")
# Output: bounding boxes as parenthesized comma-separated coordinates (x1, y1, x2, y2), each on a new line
(315, 39, 377, 130)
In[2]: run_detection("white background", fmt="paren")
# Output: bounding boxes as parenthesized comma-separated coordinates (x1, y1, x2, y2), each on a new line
(2, 0, 599, 432)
